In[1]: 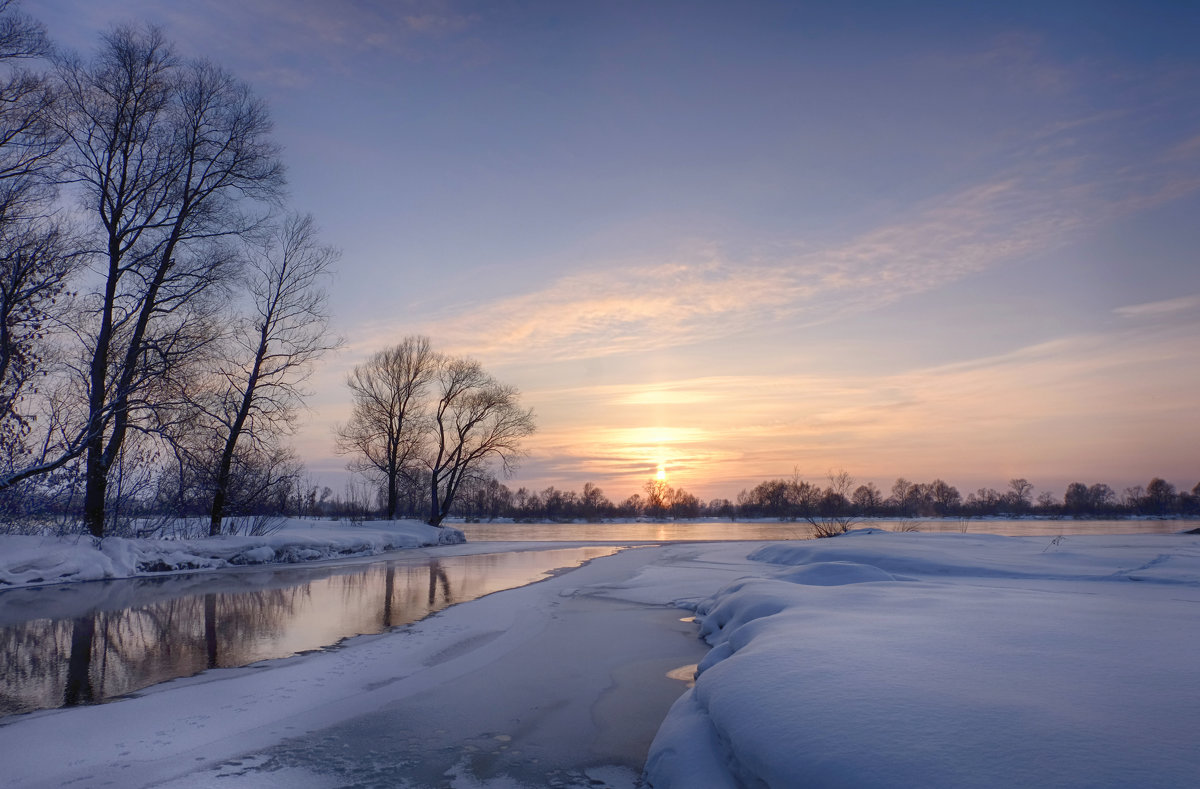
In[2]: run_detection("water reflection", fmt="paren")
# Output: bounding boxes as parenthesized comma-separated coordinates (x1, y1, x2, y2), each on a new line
(0, 547, 620, 718)
(458, 519, 1185, 541)
(64, 614, 95, 706)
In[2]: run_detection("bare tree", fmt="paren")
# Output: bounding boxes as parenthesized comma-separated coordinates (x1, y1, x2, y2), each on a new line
(0, 1, 59, 215)
(851, 482, 883, 514)
(0, 219, 72, 474)
(55, 26, 284, 536)
(335, 336, 436, 520)
(579, 481, 609, 521)
(425, 356, 534, 527)
(889, 477, 916, 516)
(201, 214, 339, 534)
(1144, 477, 1176, 516)
(807, 469, 858, 538)
(929, 478, 961, 515)
(0, 1, 78, 492)
(1007, 478, 1033, 512)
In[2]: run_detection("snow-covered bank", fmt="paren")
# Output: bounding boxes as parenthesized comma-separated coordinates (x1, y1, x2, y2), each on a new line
(645, 531, 1200, 788)
(0, 519, 464, 589)
(3, 533, 1197, 787)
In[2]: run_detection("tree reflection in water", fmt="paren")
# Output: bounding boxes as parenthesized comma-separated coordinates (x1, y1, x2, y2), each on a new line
(63, 614, 96, 706)
(382, 566, 395, 629)
(0, 546, 621, 717)
(428, 560, 451, 606)
(204, 593, 217, 669)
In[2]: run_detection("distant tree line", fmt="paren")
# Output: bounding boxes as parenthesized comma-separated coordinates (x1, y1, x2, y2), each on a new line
(730, 475, 1200, 520)
(327, 473, 1198, 523)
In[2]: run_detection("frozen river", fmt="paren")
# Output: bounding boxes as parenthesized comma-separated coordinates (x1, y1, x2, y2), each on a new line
(1, 518, 1183, 718)
(1, 531, 1196, 788)
(1, 543, 727, 788)
(0, 546, 622, 717)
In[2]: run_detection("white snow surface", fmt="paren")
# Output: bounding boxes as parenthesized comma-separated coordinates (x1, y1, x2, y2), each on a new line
(1, 530, 1198, 787)
(0, 519, 465, 588)
(645, 530, 1200, 788)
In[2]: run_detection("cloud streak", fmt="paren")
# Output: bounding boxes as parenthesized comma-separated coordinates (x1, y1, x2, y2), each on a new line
(422, 161, 1184, 362)
(1115, 294, 1200, 319)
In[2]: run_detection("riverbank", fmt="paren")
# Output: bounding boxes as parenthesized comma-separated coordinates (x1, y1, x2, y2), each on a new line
(3, 515, 1194, 590)
(2, 531, 1198, 787)
(0, 542, 742, 788)
(646, 530, 1200, 787)
(0, 519, 465, 589)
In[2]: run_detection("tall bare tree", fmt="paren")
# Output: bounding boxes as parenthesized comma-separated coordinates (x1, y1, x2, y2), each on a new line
(425, 356, 534, 527)
(202, 214, 339, 534)
(0, 223, 70, 470)
(0, 1, 59, 216)
(0, 1, 75, 490)
(55, 26, 284, 536)
(335, 336, 436, 520)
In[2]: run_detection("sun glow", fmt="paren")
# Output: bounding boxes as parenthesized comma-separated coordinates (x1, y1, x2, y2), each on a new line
(655, 463, 668, 482)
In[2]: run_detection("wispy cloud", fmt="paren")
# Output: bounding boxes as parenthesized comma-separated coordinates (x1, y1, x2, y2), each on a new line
(424, 258, 799, 361)
(419, 166, 1160, 363)
(68, 0, 489, 89)
(1115, 294, 1200, 319)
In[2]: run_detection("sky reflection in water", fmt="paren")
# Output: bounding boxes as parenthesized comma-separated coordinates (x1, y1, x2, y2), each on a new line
(0, 547, 620, 718)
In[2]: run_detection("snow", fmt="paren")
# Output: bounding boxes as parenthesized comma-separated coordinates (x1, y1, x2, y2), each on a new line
(1, 530, 1197, 787)
(0, 519, 464, 589)
(645, 531, 1200, 788)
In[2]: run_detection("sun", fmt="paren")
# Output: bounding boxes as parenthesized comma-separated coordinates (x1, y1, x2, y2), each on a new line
(655, 463, 668, 482)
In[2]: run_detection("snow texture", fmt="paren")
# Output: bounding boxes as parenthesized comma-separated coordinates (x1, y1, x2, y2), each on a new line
(0, 519, 464, 589)
(645, 530, 1200, 788)
(2, 532, 1197, 787)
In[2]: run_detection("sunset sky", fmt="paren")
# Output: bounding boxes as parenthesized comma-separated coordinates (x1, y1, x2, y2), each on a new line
(37, 0, 1200, 502)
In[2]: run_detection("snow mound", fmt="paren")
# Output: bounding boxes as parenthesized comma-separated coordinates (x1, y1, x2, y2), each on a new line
(748, 531, 1200, 584)
(777, 560, 895, 585)
(646, 532, 1200, 788)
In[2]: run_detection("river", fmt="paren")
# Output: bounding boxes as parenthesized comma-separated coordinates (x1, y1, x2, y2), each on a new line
(458, 517, 1187, 541)
(0, 517, 1186, 719)
(0, 546, 621, 718)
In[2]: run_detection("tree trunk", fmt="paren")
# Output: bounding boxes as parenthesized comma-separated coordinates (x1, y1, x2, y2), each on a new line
(82, 441, 107, 538)
(208, 473, 230, 536)
(83, 250, 118, 538)
(385, 466, 398, 520)
(208, 330, 267, 536)
(428, 473, 443, 526)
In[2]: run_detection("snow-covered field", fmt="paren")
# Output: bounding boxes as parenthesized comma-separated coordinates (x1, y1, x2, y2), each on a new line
(0, 519, 464, 588)
(646, 530, 1200, 788)
(1, 529, 1197, 787)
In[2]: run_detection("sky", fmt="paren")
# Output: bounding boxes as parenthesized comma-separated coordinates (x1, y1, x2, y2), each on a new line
(33, 0, 1200, 503)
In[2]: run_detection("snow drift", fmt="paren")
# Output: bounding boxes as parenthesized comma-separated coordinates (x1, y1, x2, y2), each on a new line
(646, 531, 1200, 788)
(0, 519, 464, 588)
